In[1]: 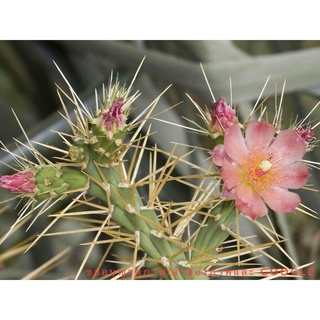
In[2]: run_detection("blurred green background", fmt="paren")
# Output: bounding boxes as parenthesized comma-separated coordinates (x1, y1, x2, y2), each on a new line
(0, 40, 319, 279)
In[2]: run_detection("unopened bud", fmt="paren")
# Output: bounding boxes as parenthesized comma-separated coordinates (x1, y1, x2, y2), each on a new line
(211, 97, 237, 137)
(0, 171, 36, 194)
(103, 99, 126, 132)
(89, 98, 129, 164)
(295, 126, 315, 143)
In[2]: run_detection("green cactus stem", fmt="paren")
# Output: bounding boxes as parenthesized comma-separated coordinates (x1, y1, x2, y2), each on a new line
(192, 201, 236, 262)
(35, 166, 89, 202)
(79, 144, 208, 279)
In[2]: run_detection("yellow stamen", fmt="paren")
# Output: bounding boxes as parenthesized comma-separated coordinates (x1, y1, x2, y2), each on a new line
(244, 149, 281, 191)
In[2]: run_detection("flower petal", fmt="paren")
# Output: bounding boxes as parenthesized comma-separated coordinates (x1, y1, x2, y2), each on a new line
(277, 161, 309, 189)
(235, 183, 268, 220)
(224, 124, 248, 165)
(221, 158, 243, 190)
(221, 185, 236, 199)
(269, 130, 307, 165)
(210, 144, 226, 166)
(245, 121, 275, 151)
(261, 187, 301, 213)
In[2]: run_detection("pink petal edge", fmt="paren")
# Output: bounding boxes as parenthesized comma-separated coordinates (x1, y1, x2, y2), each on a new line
(221, 158, 243, 190)
(245, 120, 275, 151)
(224, 124, 248, 165)
(235, 183, 268, 220)
(269, 130, 307, 165)
(277, 161, 309, 189)
(261, 186, 301, 213)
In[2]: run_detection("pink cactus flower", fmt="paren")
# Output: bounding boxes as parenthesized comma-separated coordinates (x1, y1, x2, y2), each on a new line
(103, 99, 125, 132)
(0, 171, 36, 194)
(220, 120, 309, 220)
(211, 97, 237, 135)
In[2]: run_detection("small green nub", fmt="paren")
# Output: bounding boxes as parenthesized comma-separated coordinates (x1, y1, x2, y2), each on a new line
(69, 143, 87, 162)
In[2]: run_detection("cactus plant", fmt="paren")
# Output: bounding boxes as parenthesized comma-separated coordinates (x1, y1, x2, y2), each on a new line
(1, 61, 318, 280)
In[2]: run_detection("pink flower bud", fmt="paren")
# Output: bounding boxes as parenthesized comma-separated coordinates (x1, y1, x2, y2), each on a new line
(295, 127, 315, 143)
(0, 171, 36, 194)
(211, 97, 237, 135)
(103, 99, 125, 132)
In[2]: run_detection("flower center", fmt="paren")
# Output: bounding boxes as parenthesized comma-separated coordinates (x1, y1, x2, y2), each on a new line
(259, 160, 272, 172)
(244, 150, 280, 191)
